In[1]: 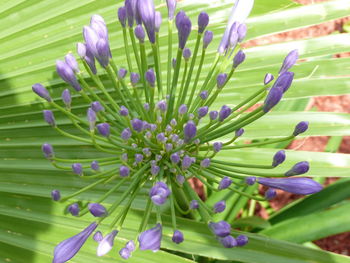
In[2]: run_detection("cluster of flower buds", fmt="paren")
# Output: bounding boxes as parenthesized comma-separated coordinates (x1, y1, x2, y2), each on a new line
(31, 0, 323, 262)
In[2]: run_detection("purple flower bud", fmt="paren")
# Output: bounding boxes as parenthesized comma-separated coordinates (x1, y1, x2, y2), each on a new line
(264, 73, 274, 85)
(279, 49, 298, 74)
(91, 101, 104, 112)
(42, 143, 54, 158)
(175, 11, 186, 29)
(97, 123, 110, 137)
(143, 148, 151, 157)
(91, 161, 100, 171)
(72, 163, 83, 175)
(138, 223, 162, 252)
(228, 29, 238, 48)
(219, 235, 237, 248)
(53, 222, 97, 263)
(258, 177, 323, 195)
(119, 105, 129, 116)
(151, 165, 160, 175)
(121, 153, 128, 162)
(97, 230, 118, 256)
(119, 247, 131, 259)
(272, 150, 286, 167)
(171, 134, 179, 142)
(130, 72, 140, 86)
(88, 203, 107, 217)
(219, 105, 232, 121)
(273, 71, 294, 93)
(172, 230, 184, 244)
(156, 132, 166, 143)
(245, 176, 256, 185)
(137, 0, 156, 43)
(118, 68, 128, 79)
(198, 106, 209, 118)
(121, 128, 131, 140)
(236, 234, 249, 246)
(217, 73, 227, 88)
(155, 11, 162, 32)
(263, 87, 283, 113)
(77, 42, 86, 58)
(182, 155, 193, 169)
(135, 153, 143, 163)
(203, 30, 213, 49)
(68, 203, 80, 216)
(130, 118, 143, 132)
(90, 14, 106, 26)
(198, 12, 209, 33)
(209, 221, 231, 237)
(120, 165, 130, 177)
(93, 231, 103, 242)
(293, 121, 309, 136)
(170, 119, 177, 127)
(56, 60, 81, 91)
(157, 100, 167, 112)
(235, 128, 244, 137)
(65, 53, 79, 73)
(51, 189, 61, 201)
(118, 6, 127, 27)
(178, 104, 188, 115)
(176, 175, 185, 184)
(134, 24, 145, 42)
(96, 38, 110, 68)
(237, 23, 247, 42)
(43, 110, 56, 127)
(190, 200, 199, 210)
(233, 50, 246, 68)
(32, 83, 51, 102)
(166, 0, 177, 20)
(170, 152, 180, 164)
(199, 90, 208, 100)
(200, 158, 211, 168)
(213, 142, 223, 153)
(145, 68, 156, 87)
(126, 240, 136, 251)
(218, 176, 232, 190)
(144, 103, 150, 111)
(209, 110, 218, 120)
(150, 182, 171, 206)
(183, 47, 192, 60)
(184, 121, 197, 142)
(77, 42, 97, 75)
(62, 89, 71, 108)
(178, 15, 192, 49)
(265, 188, 277, 200)
(285, 161, 310, 176)
(214, 200, 226, 213)
(87, 108, 96, 130)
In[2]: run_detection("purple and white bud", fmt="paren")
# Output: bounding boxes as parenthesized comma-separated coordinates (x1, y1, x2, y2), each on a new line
(184, 121, 197, 142)
(293, 121, 309, 136)
(165, 143, 173, 152)
(170, 152, 180, 164)
(236, 235, 249, 246)
(209, 221, 231, 237)
(91, 101, 104, 112)
(120, 165, 130, 177)
(143, 148, 151, 157)
(155, 11, 162, 32)
(137, 0, 156, 43)
(87, 108, 96, 130)
(51, 189, 61, 201)
(77, 42, 86, 58)
(77, 42, 97, 75)
(134, 24, 145, 42)
(97, 230, 118, 257)
(198, 12, 209, 33)
(264, 73, 274, 85)
(131, 118, 144, 132)
(125, 240, 135, 252)
(170, 118, 177, 126)
(219, 235, 237, 248)
(178, 104, 188, 115)
(279, 49, 298, 74)
(200, 158, 211, 168)
(130, 72, 140, 86)
(176, 175, 185, 184)
(119, 105, 129, 116)
(97, 123, 110, 137)
(93, 231, 103, 242)
(156, 132, 166, 143)
(62, 89, 72, 108)
(145, 68, 156, 87)
(43, 110, 56, 127)
(42, 143, 54, 159)
(118, 6, 127, 27)
(171, 134, 179, 143)
(88, 203, 108, 217)
(209, 110, 219, 120)
(237, 23, 247, 42)
(150, 182, 171, 206)
(72, 163, 83, 175)
(166, 0, 177, 20)
(203, 30, 213, 49)
(65, 53, 79, 73)
(172, 230, 184, 244)
(32, 83, 51, 102)
(182, 155, 193, 170)
(272, 150, 286, 167)
(219, 105, 232, 121)
(95, 38, 110, 68)
(178, 15, 192, 49)
(213, 142, 223, 153)
(233, 50, 246, 68)
(272, 71, 294, 93)
(119, 247, 131, 259)
(134, 153, 144, 163)
(157, 100, 167, 112)
(218, 176, 232, 190)
(217, 73, 227, 88)
(263, 87, 283, 113)
(138, 223, 162, 252)
(245, 176, 256, 185)
(199, 90, 208, 100)
(121, 128, 132, 140)
(56, 60, 81, 91)
(118, 68, 128, 79)
(151, 165, 160, 175)
(214, 200, 226, 213)
(68, 203, 80, 216)
(285, 161, 310, 176)
(198, 106, 209, 118)
(91, 160, 100, 171)
(265, 188, 277, 200)
(183, 48, 192, 61)
(190, 200, 199, 210)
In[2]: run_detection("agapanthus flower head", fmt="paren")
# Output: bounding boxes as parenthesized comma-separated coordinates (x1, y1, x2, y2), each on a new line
(32, 83, 51, 102)
(88, 203, 108, 217)
(285, 161, 310, 176)
(280, 49, 299, 74)
(172, 230, 184, 244)
(272, 150, 286, 167)
(96, 230, 118, 256)
(203, 30, 213, 49)
(198, 12, 209, 33)
(51, 189, 61, 201)
(138, 223, 162, 252)
(293, 121, 309, 136)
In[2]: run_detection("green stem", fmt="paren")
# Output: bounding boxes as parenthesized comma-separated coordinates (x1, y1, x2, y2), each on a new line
(128, 27, 141, 72)
(167, 20, 173, 95)
(122, 27, 133, 72)
(152, 43, 163, 98)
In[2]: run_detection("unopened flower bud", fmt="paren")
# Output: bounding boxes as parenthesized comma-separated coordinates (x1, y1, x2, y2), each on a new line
(51, 189, 61, 201)
(32, 83, 51, 102)
(214, 200, 226, 213)
(91, 161, 100, 171)
(293, 121, 309, 136)
(91, 101, 104, 112)
(62, 89, 71, 108)
(42, 143, 54, 158)
(72, 163, 83, 175)
(88, 203, 107, 217)
(203, 30, 213, 49)
(43, 110, 56, 127)
(172, 230, 184, 244)
(233, 50, 246, 68)
(264, 73, 274, 85)
(217, 73, 227, 89)
(218, 176, 232, 190)
(265, 188, 277, 200)
(97, 123, 110, 137)
(285, 161, 310, 176)
(120, 165, 130, 177)
(68, 203, 80, 216)
(190, 200, 199, 210)
(198, 12, 209, 33)
(272, 150, 286, 167)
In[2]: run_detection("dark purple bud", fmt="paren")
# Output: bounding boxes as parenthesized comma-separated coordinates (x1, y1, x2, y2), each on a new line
(183, 48, 192, 61)
(214, 200, 226, 213)
(272, 71, 294, 93)
(210, 110, 218, 120)
(235, 128, 244, 137)
(138, 223, 162, 252)
(263, 87, 283, 113)
(119, 105, 129, 116)
(56, 60, 81, 91)
(97, 123, 110, 137)
(184, 121, 197, 142)
(272, 150, 286, 167)
(172, 230, 184, 244)
(137, 0, 156, 43)
(178, 104, 188, 115)
(166, 0, 176, 20)
(53, 222, 97, 263)
(87, 107, 96, 130)
(293, 121, 309, 136)
(199, 90, 208, 100)
(134, 24, 145, 42)
(209, 221, 231, 237)
(121, 128, 132, 140)
(118, 6, 127, 27)
(170, 152, 180, 164)
(279, 49, 298, 74)
(88, 203, 108, 217)
(32, 83, 51, 102)
(155, 11, 162, 32)
(178, 15, 192, 49)
(203, 30, 213, 49)
(233, 50, 246, 68)
(182, 155, 193, 170)
(42, 143, 54, 158)
(236, 235, 249, 246)
(97, 230, 118, 256)
(91, 160, 100, 171)
(51, 189, 61, 201)
(264, 73, 274, 85)
(200, 158, 211, 168)
(265, 188, 277, 200)
(150, 182, 171, 206)
(68, 203, 80, 216)
(198, 12, 209, 33)
(118, 68, 128, 79)
(119, 247, 131, 259)
(65, 53, 79, 73)
(91, 101, 104, 112)
(62, 89, 71, 108)
(151, 165, 160, 175)
(219, 105, 232, 121)
(145, 68, 156, 87)
(245, 176, 256, 185)
(217, 73, 227, 88)
(175, 11, 186, 29)
(96, 38, 110, 68)
(218, 176, 232, 190)
(93, 231, 103, 242)
(176, 174, 185, 184)
(219, 235, 237, 248)
(130, 72, 140, 86)
(198, 106, 209, 118)
(285, 161, 310, 176)
(72, 163, 83, 175)
(190, 200, 199, 210)
(213, 142, 223, 153)
(120, 165, 130, 177)
(237, 23, 247, 42)
(258, 177, 323, 195)
(43, 110, 56, 127)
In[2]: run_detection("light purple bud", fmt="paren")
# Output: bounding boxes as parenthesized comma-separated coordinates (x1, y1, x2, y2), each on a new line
(78, 42, 97, 74)
(65, 53, 79, 73)
(209, 110, 218, 120)
(155, 11, 162, 32)
(208, 221, 231, 237)
(178, 104, 188, 115)
(151, 165, 160, 175)
(166, 0, 177, 20)
(72, 163, 83, 175)
(144, 103, 150, 111)
(138, 223, 162, 252)
(62, 89, 71, 108)
(32, 83, 51, 102)
(171, 134, 179, 142)
(156, 132, 166, 143)
(170, 152, 180, 164)
(150, 182, 170, 205)
(157, 100, 167, 112)
(77, 42, 86, 58)
(228, 30, 238, 48)
(96, 38, 110, 68)
(245, 176, 256, 185)
(170, 119, 177, 126)
(265, 188, 277, 200)
(97, 230, 118, 257)
(42, 143, 54, 158)
(119, 247, 131, 259)
(200, 158, 211, 168)
(285, 161, 310, 177)
(130, 72, 140, 86)
(264, 73, 274, 85)
(272, 71, 294, 93)
(118, 6, 127, 27)
(178, 15, 192, 49)
(237, 23, 247, 42)
(184, 121, 196, 142)
(217, 73, 227, 88)
(218, 176, 232, 190)
(121, 128, 132, 140)
(97, 123, 110, 137)
(272, 150, 286, 167)
(263, 87, 283, 113)
(236, 235, 249, 246)
(51, 189, 61, 201)
(172, 230, 184, 244)
(145, 68, 156, 87)
(176, 175, 185, 184)
(203, 30, 213, 49)
(175, 11, 186, 29)
(134, 24, 145, 42)
(68, 203, 80, 216)
(137, 0, 156, 43)
(118, 68, 128, 79)
(56, 60, 81, 91)
(88, 203, 108, 217)
(91, 160, 100, 171)
(91, 101, 104, 112)
(219, 105, 232, 121)
(213, 142, 223, 153)
(93, 231, 103, 242)
(126, 240, 136, 251)
(177, 139, 184, 146)
(165, 143, 173, 152)
(199, 90, 208, 100)
(233, 50, 246, 68)
(135, 153, 143, 163)
(150, 123, 157, 131)
(120, 165, 130, 177)
(293, 121, 309, 136)
(83, 26, 99, 56)
(131, 118, 143, 132)
(219, 235, 237, 248)
(235, 128, 244, 137)
(214, 200, 226, 213)
(198, 106, 209, 118)
(43, 110, 56, 127)
(190, 200, 199, 210)
(119, 105, 129, 116)
(181, 155, 193, 170)
(87, 108, 96, 130)
(198, 12, 209, 33)
(183, 47, 192, 60)
(279, 49, 298, 74)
